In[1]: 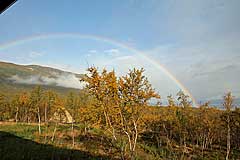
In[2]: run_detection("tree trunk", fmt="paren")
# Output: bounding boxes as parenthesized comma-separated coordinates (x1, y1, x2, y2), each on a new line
(84, 122, 87, 135)
(27, 110, 30, 123)
(124, 130, 132, 154)
(72, 120, 75, 147)
(37, 107, 41, 135)
(44, 106, 48, 143)
(44, 123, 48, 144)
(44, 105, 47, 123)
(132, 121, 138, 155)
(127, 121, 138, 160)
(103, 106, 109, 127)
(15, 106, 19, 123)
(52, 122, 58, 142)
(226, 116, 231, 160)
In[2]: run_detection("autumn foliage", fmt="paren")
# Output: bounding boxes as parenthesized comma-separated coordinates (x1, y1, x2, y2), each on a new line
(0, 67, 239, 159)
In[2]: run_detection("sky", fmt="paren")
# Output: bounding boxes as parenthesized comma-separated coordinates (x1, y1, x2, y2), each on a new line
(0, 0, 240, 103)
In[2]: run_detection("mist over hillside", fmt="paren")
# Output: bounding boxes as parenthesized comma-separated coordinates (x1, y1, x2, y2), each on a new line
(0, 61, 84, 95)
(8, 73, 84, 89)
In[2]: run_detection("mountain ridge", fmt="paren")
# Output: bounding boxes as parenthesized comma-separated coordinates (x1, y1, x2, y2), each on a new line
(0, 61, 84, 95)
(0, 61, 83, 78)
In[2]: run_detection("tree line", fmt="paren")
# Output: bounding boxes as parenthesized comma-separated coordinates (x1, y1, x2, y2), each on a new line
(0, 67, 239, 159)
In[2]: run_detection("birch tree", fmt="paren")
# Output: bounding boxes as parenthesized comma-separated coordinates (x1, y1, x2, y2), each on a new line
(223, 92, 234, 160)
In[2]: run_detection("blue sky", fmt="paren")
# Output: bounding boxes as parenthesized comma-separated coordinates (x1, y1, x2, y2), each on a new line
(0, 0, 240, 103)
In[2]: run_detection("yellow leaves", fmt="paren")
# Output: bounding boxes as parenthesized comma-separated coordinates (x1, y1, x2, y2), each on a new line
(81, 67, 161, 136)
(18, 92, 30, 105)
(223, 92, 234, 111)
(177, 90, 191, 108)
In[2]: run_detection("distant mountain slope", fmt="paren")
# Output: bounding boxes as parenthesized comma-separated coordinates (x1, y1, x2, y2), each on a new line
(0, 61, 82, 79)
(208, 98, 240, 108)
(0, 61, 84, 95)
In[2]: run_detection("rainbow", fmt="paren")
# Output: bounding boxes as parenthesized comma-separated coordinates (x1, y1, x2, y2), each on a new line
(0, 33, 197, 106)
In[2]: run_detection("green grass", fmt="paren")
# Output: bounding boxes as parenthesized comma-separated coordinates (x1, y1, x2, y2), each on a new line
(0, 123, 39, 140)
(1, 123, 239, 160)
(0, 131, 109, 160)
(0, 123, 113, 160)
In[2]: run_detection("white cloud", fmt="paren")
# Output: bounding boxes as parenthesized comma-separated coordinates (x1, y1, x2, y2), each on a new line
(85, 50, 98, 57)
(104, 49, 120, 56)
(29, 51, 45, 58)
(86, 53, 92, 57)
(9, 73, 85, 89)
(111, 55, 134, 61)
(88, 50, 97, 53)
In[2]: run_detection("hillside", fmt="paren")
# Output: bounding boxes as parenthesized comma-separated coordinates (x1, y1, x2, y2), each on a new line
(0, 61, 83, 95)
